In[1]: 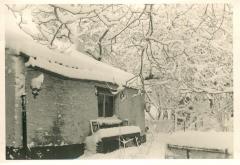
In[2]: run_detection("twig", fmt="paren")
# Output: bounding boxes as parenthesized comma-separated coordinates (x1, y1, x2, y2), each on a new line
(98, 29, 109, 59)
(171, 5, 194, 26)
(110, 5, 147, 40)
(50, 23, 64, 46)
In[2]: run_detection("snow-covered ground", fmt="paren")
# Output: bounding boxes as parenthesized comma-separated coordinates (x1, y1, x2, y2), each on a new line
(166, 131, 233, 154)
(80, 132, 166, 159)
(79, 131, 233, 159)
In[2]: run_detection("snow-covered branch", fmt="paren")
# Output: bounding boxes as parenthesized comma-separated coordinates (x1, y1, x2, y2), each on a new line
(7, 4, 232, 117)
(180, 87, 233, 94)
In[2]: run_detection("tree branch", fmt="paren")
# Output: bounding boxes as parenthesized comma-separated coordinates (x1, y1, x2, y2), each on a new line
(147, 4, 154, 36)
(210, 4, 226, 40)
(139, 48, 146, 91)
(94, 10, 109, 27)
(50, 23, 64, 46)
(171, 5, 194, 26)
(180, 87, 233, 94)
(110, 5, 147, 40)
(97, 29, 109, 60)
(146, 41, 167, 70)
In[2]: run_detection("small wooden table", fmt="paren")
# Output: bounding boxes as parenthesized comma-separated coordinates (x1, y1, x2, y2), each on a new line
(94, 126, 141, 153)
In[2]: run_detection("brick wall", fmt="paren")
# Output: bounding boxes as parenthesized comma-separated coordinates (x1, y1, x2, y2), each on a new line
(25, 69, 145, 146)
(25, 69, 99, 146)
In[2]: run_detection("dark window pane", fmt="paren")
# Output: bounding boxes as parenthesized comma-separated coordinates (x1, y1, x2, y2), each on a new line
(97, 87, 112, 95)
(96, 86, 114, 117)
(105, 95, 113, 117)
(98, 94, 104, 117)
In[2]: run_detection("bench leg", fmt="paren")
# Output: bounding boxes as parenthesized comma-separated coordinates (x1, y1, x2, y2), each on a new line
(135, 137, 140, 147)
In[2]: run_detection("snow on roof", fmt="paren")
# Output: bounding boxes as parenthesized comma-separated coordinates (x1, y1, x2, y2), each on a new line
(166, 131, 233, 154)
(5, 8, 135, 85)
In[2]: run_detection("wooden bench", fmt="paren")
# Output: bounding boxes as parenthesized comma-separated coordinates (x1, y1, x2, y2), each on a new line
(90, 117, 129, 135)
(96, 132, 141, 153)
(166, 144, 231, 159)
(91, 126, 141, 153)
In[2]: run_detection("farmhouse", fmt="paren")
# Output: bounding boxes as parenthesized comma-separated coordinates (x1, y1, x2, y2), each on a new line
(5, 11, 145, 159)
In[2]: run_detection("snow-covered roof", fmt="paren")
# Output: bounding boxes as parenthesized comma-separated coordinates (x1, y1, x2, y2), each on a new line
(5, 9, 135, 85)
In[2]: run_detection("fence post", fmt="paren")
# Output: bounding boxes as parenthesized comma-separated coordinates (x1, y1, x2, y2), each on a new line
(186, 149, 190, 159)
(184, 121, 186, 132)
(224, 149, 228, 158)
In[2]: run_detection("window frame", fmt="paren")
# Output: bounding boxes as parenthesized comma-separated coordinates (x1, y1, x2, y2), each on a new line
(96, 86, 115, 117)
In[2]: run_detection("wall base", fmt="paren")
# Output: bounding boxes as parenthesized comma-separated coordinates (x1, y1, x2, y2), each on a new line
(6, 144, 85, 160)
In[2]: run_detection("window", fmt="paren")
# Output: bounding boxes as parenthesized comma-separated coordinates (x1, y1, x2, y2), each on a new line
(97, 87, 114, 117)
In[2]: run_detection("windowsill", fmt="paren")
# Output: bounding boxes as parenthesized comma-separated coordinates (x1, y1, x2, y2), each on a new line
(95, 115, 123, 126)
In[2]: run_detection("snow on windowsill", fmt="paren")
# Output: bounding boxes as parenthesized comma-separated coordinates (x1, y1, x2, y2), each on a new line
(94, 115, 123, 126)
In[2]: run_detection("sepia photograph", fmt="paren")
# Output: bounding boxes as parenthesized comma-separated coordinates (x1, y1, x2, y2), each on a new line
(1, 0, 236, 160)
